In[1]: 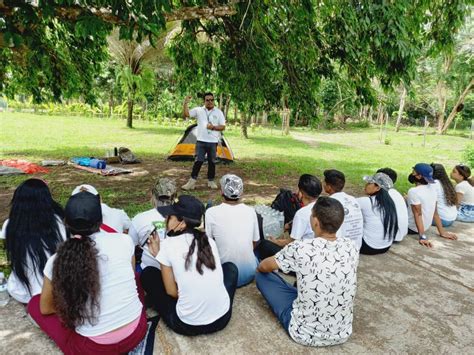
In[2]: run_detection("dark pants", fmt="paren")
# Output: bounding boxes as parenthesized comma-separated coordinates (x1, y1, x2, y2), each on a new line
(191, 141, 217, 180)
(140, 262, 238, 336)
(256, 239, 283, 260)
(255, 272, 296, 332)
(359, 239, 391, 255)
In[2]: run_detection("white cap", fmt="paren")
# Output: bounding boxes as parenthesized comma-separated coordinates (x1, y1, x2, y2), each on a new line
(71, 184, 99, 196)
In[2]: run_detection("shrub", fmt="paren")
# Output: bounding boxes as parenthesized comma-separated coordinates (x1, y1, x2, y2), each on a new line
(464, 145, 474, 167)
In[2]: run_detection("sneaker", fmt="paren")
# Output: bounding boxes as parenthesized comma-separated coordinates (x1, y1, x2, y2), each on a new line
(208, 180, 218, 189)
(182, 178, 196, 191)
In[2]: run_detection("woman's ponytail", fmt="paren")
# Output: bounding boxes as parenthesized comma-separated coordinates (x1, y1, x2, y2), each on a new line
(52, 235, 100, 329)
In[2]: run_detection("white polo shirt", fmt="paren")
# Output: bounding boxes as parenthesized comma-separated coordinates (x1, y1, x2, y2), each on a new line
(189, 106, 225, 143)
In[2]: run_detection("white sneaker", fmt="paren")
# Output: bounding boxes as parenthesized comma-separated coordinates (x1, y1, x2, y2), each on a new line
(208, 180, 218, 189)
(182, 178, 197, 191)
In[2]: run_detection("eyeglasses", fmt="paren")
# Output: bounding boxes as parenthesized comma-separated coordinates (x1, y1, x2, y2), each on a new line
(205, 98, 214, 102)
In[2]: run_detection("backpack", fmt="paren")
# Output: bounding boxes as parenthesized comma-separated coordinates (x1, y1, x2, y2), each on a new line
(271, 188, 302, 224)
(118, 147, 140, 164)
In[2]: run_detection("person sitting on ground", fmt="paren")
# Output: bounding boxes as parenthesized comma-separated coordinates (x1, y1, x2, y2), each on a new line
(430, 163, 458, 227)
(0, 179, 68, 304)
(451, 164, 474, 223)
(205, 174, 260, 287)
(407, 163, 457, 248)
(257, 174, 322, 259)
(357, 173, 399, 255)
(140, 195, 238, 336)
(71, 184, 131, 233)
(256, 197, 359, 347)
(28, 192, 146, 354)
(376, 168, 408, 242)
(129, 178, 177, 271)
(323, 169, 363, 249)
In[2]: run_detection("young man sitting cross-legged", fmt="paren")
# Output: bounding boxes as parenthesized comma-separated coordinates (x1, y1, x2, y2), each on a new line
(256, 196, 359, 347)
(257, 174, 322, 259)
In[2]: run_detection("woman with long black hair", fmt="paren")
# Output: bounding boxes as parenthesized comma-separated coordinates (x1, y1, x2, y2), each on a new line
(431, 163, 458, 227)
(141, 195, 238, 336)
(1, 178, 67, 303)
(27, 192, 146, 354)
(356, 173, 399, 255)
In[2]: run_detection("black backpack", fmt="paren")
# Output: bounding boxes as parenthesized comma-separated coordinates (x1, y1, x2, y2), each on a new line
(271, 188, 302, 224)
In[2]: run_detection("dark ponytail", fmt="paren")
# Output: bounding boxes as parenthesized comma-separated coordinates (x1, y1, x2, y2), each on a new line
(52, 227, 100, 329)
(455, 165, 474, 186)
(182, 217, 216, 275)
(370, 189, 399, 241)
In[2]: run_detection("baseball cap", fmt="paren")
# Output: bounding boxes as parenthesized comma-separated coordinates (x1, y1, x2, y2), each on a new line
(363, 172, 394, 190)
(157, 195, 204, 222)
(71, 184, 99, 196)
(65, 192, 102, 231)
(152, 178, 177, 198)
(220, 174, 244, 199)
(413, 163, 435, 183)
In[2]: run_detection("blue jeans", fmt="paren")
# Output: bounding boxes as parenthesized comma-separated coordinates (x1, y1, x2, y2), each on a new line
(255, 272, 296, 332)
(431, 219, 454, 227)
(236, 258, 258, 287)
(457, 204, 474, 223)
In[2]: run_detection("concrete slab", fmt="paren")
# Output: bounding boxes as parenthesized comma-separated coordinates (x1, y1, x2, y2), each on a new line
(0, 222, 472, 354)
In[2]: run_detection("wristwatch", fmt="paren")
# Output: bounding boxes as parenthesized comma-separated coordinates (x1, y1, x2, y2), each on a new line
(419, 234, 428, 240)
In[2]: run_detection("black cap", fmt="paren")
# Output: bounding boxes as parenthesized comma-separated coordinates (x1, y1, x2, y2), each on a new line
(157, 195, 204, 222)
(65, 192, 102, 230)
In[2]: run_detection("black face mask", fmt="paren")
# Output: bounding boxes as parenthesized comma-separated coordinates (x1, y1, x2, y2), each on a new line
(166, 229, 185, 237)
(408, 174, 424, 184)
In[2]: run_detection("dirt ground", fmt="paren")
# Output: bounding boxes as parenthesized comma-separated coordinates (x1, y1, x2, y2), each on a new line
(0, 157, 322, 222)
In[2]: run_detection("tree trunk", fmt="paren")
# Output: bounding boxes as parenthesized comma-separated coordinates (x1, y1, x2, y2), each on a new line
(435, 79, 447, 134)
(127, 95, 134, 128)
(240, 112, 248, 139)
(108, 93, 114, 117)
(368, 106, 373, 123)
(441, 78, 474, 134)
(219, 93, 224, 110)
(262, 111, 268, 126)
(224, 95, 231, 119)
(233, 105, 238, 122)
(395, 84, 406, 132)
(282, 108, 290, 135)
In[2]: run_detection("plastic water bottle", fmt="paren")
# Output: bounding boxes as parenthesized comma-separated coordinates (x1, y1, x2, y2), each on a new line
(0, 272, 9, 307)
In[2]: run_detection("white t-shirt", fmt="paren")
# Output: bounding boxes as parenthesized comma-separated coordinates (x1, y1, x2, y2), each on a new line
(128, 209, 166, 270)
(205, 203, 259, 285)
(357, 196, 393, 250)
(332, 192, 364, 250)
(44, 232, 142, 337)
(455, 181, 474, 205)
(290, 201, 316, 240)
(189, 106, 226, 143)
(433, 180, 458, 221)
(275, 238, 359, 347)
(101, 203, 131, 233)
(156, 233, 230, 325)
(0, 217, 67, 303)
(388, 189, 409, 242)
(407, 184, 438, 233)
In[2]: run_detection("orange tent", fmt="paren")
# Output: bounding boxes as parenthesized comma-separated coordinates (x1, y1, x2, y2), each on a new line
(168, 124, 235, 163)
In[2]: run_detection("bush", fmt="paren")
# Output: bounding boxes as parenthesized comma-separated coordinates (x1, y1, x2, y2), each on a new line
(464, 145, 474, 167)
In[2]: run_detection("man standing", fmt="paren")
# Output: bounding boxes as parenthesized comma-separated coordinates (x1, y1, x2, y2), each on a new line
(182, 92, 226, 190)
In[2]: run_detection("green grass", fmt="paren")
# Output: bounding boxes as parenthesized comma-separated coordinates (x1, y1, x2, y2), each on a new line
(0, 112, 471, 273)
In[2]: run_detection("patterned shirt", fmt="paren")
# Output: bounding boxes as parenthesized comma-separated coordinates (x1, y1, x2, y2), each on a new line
(275, 237, 359, 347)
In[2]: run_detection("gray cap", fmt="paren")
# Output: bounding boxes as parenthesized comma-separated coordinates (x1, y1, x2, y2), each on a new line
(363, 172, 393, 190)
(152, 177, 177, 198)
(220, 174, 244, 199)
